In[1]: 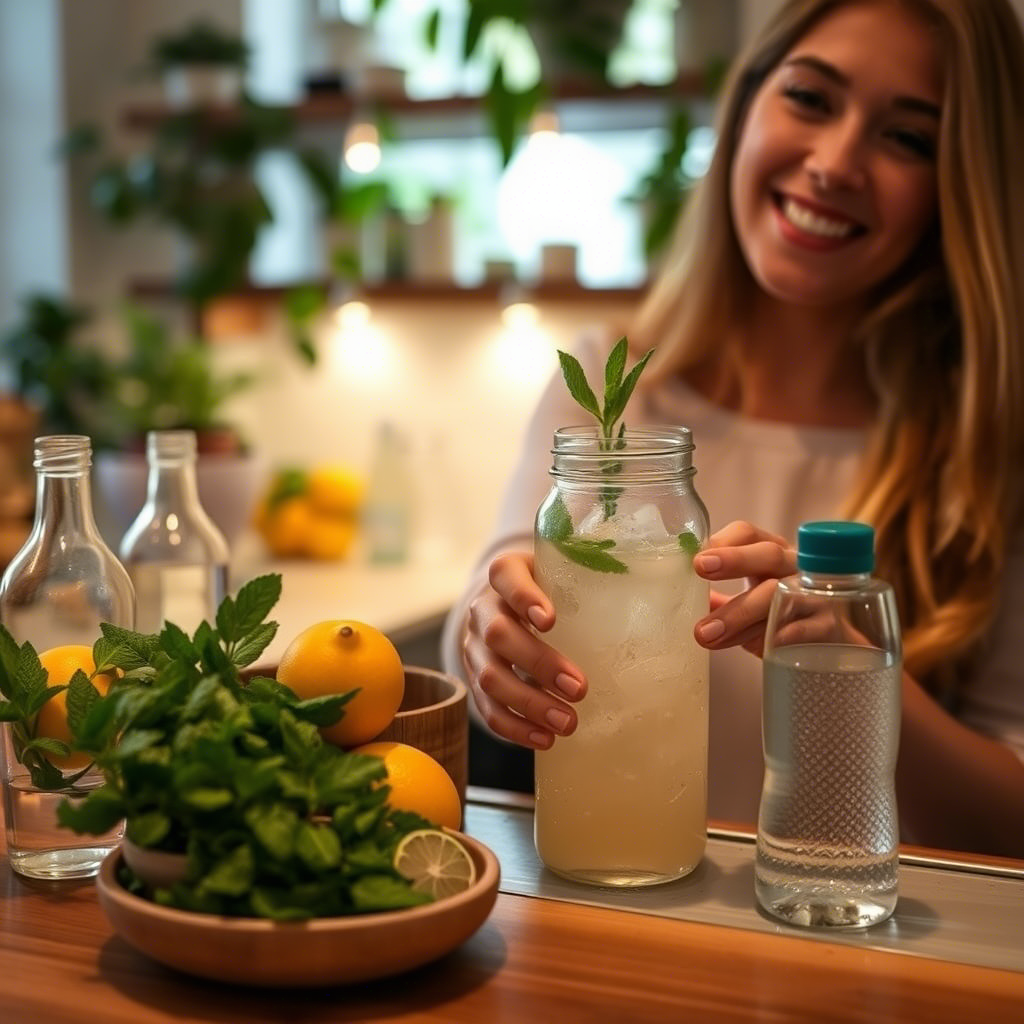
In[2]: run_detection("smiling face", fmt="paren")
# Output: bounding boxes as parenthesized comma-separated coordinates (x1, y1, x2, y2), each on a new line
(730, 0, 944, 312)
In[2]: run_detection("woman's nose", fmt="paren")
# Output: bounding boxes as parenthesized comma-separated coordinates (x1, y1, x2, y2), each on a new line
(805, 120, 868, 192)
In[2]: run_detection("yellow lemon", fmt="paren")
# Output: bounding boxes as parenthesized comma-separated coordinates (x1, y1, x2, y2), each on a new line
(394, 829, 476, 899)
(352, 741, 462, 830)
(35, 645, 115, 769)
(260, 496, 314, 558)
(304, 512, 356, 561)
(276, 620, 404, 747)
(306, 467, 363, 516)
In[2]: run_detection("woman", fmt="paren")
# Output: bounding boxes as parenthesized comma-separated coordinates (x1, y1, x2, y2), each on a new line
(443, 0, 1024, 856)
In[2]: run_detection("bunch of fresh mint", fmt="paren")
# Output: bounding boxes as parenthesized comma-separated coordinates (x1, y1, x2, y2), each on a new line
(48, 574, 434, 920)
(539, 337, 699, 573)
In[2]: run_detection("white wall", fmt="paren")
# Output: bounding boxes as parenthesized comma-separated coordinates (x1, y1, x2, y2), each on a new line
(0, 0, 67, 336)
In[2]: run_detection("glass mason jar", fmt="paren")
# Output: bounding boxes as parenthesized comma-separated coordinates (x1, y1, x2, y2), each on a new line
(120, 430, 230, 636)
(533, 425, 710, 886)
(0, 435, 134, 880)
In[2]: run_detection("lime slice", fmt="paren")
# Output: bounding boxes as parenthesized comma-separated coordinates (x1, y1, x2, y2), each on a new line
(393, 829, 477, 900)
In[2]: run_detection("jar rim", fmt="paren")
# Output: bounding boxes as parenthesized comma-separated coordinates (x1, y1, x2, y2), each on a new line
(551, 424, 694, 456)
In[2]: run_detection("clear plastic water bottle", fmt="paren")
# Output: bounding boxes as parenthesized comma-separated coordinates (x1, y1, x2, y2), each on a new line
(755, 521, 902, 929)
(120, 430, 229, 635)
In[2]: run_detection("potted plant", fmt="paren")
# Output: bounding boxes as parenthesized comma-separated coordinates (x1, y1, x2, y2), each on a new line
(148, 19, 251, 108)
(0, 293, 262, 547)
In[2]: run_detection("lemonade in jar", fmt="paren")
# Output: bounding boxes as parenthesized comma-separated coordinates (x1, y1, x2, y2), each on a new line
(533, 343, 709, 886)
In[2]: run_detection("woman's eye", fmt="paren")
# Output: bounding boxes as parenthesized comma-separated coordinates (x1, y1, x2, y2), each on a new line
(782, 85, 830, 113)
(888, 129, 936, 159)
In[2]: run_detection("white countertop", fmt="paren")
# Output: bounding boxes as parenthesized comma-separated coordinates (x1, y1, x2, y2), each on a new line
(229, 532, 477, 665)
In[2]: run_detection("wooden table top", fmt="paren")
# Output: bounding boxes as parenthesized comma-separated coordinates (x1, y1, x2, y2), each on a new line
(1, 794, 1022, 1024)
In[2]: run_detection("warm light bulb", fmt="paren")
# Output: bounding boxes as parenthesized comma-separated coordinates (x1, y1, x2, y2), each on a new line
(501, 301, 539, 329)
(334, 299, 371, 328)
(528, 107, 560, 141)
(344, 121, 381, 173)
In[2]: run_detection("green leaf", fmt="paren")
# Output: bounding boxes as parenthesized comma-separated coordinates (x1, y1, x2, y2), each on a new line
(0, 625, 19, 699)
(537, 492, 573, 542)
(26, 684, 67, 719)
(603, 336, 628, 414)
(557, 350, 601, 421)
(678, 531, 700, 558)
(181, 787, 234, 811)
(245, 802, 298, 860)
(554, 539, 628, 574)
(25, 737, 72, 758)
(231, 574, 282, 639)
(0, 701, 20, 722)
(424, 7, 441, 49)
(291, 691, 355, 727)
(604, 347, 655, 428)
(126, 811, 171, 847)
(28, 758, 65, 790)
(200, 844, 254, 897)
(295, 820, 342, 871)
(65, 671, 102, 738)
(230, 621, 278, 668)
(315, 751, 386, 805)
(57, 786, 126, 834)
(351, 874, 431, 912)
(160, 621, 198, 663)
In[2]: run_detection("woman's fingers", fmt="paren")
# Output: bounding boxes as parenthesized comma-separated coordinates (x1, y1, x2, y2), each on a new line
(488, 552, 555, 631)
(463, 553, 588, 750)
(695, 578, 779, 655)
(694, 539, 796, 585)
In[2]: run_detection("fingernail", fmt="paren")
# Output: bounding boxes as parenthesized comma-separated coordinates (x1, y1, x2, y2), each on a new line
(555, 672, 583, 699)
(697, 619, 725, 642)
(528, 730, 552, 748)
(545, 708, 571, 733)
(527, 605, 548, 628)
(695, 554, 721, 574)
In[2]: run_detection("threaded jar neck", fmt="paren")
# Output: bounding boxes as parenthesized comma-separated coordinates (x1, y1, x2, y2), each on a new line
(33, 434, 92, 475)
(550, 425, 695, 483)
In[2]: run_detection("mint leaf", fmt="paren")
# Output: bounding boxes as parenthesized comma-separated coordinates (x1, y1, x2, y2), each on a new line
(230, 621, 278, 668)
(678, 531, 700, 558)
(603, 336, 628, 413)
(351, 874, 432, 911)
(66, 671, 102, 738)
(0, 626, 19, 699)
(295, 821, 342, 871)
(537, 492, 573, 542)
(557, 350, 601, 420)
(58, 785, 126, 834)
(126, 811, 171, 847)
(0, 701, 20, 722)
(230, 574, 283, 640)
(604, 347, 655, 427)
(554, 538, 628, 574)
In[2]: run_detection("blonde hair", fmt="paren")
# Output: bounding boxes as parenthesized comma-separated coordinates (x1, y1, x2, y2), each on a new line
(632, 0, 1024, 696)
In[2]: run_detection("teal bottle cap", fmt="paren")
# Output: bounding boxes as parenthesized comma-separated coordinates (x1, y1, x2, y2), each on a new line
(797, 520, 875, 574)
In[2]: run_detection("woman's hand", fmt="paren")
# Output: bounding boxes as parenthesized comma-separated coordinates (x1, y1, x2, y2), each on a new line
(462, 551, 587, 750)
(692, 521, 797, 657)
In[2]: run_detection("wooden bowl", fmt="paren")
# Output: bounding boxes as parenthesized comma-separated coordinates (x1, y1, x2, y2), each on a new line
(377, 667, 468, 809)
(96, 833, 499, 987)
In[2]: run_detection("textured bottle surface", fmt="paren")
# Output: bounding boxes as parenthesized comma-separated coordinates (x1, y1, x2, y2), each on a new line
(756, 642, 900, 927)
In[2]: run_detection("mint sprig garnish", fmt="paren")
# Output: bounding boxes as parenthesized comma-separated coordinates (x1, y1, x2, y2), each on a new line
(558, 337, 654, 520)
(542, 337, 655, 573)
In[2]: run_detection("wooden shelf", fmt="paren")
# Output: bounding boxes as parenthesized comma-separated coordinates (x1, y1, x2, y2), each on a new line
(129, 278, 646, 304)
(121, 74, 711, 132)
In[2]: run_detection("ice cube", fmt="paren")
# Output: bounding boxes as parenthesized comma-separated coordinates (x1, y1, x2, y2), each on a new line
(577, 502, 672, 545)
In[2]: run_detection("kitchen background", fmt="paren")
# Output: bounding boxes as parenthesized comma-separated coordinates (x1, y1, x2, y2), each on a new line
(5, 0, 1022, 665)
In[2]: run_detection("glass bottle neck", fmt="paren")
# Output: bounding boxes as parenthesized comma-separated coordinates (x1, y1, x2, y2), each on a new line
(33, 469, 102, 537)
(798, 570, 872, 591)
(145, 458, 201, 512)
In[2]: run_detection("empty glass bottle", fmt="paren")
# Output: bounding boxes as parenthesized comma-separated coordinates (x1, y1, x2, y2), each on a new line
(119, 430, 229, 636)
(756, 521, 902, 928)
(0, 434, 134, 879)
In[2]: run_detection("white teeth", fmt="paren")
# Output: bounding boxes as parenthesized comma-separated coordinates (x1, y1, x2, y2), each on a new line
(782, 198, 854, 239)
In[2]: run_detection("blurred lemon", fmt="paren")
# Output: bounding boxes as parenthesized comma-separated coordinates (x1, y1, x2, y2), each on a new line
(36, 645, 116, 769)
(276, 620, 404, 747)
(353, 741, 462, 830)
(255, 465, 363, 561)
